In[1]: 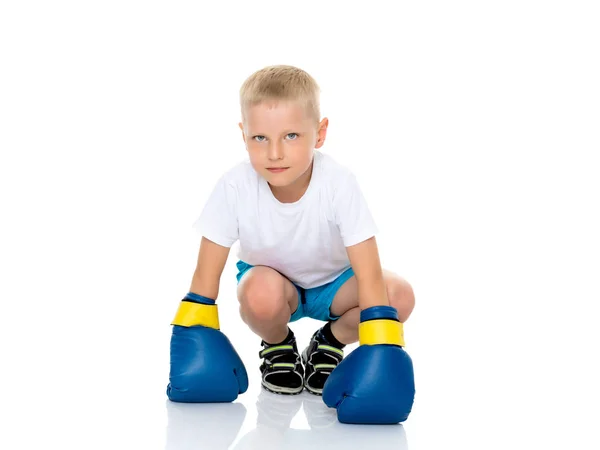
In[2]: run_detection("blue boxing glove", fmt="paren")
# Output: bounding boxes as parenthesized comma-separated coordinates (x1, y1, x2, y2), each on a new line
(166, 293, 248, 403)
(322, 306, 415, 424)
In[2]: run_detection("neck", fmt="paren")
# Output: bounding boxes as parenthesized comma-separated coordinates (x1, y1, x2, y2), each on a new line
(270, 161, 314, 203)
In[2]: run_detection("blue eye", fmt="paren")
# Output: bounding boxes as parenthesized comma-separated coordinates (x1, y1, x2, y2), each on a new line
(253, 136, 266, 142)
(286, 133, 298, 140)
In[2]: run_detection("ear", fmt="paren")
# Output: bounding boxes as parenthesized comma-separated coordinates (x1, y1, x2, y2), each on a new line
(315, 117, 329, 149)
(238, 122, 246, 143)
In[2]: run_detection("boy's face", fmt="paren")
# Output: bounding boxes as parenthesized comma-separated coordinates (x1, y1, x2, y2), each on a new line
(239, 100, 328, 190)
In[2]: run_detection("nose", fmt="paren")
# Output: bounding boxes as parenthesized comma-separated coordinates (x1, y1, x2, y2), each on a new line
(267, 141, 283, 161)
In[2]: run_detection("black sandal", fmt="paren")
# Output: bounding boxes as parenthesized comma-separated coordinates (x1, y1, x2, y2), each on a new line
(259, 339, 305, 395)
(301, 334, 344, 395)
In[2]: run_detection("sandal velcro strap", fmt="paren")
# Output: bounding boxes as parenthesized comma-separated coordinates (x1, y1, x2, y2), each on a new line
(269, 362, 297, 370)
(315, 344, 344, 362)
(259, 344, 295, 359)
(313, 363, 338, 371)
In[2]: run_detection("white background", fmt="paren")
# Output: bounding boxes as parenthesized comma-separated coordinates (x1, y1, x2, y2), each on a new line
(1, 1, 599, 449)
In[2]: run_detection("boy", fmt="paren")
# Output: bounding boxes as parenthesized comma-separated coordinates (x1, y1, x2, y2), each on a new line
(167, 65, 416, 424)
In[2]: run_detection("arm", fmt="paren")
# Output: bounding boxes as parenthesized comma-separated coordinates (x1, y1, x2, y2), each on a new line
(168, 235, 248, 403)
(188, 236, 231, 300)
(325, 237, 414, 424)
(346, 236, 389, 310)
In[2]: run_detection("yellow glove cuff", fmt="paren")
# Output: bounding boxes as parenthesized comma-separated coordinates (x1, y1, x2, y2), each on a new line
(171, 301, 220, 329)
(359, 319, 405, 347)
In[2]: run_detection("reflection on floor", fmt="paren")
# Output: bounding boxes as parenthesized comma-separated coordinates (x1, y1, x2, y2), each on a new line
(165, 388, 408, 450)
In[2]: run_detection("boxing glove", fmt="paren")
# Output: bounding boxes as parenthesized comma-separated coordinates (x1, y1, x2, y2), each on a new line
(322, 306, 415, 424)
(167, 293, 248, 403)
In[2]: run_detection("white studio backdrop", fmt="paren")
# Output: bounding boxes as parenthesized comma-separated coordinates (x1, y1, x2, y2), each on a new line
(1, 1, 599, 449)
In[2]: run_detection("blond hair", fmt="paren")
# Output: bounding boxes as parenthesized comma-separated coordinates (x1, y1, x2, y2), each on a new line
(239, 65, 321, 123)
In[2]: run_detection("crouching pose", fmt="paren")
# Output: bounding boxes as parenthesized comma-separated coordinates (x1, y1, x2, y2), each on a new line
(166, 65, 416, 424)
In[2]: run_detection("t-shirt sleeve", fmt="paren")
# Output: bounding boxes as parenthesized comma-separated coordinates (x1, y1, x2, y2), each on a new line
(334, 174, 379, 247)
(192, 174, 239, 247)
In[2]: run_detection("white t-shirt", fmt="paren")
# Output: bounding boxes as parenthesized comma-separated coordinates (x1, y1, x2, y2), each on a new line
(193, 150, 378, 289)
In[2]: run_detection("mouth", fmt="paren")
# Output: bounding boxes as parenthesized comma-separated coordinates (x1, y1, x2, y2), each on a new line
(267, 167, 289, 173)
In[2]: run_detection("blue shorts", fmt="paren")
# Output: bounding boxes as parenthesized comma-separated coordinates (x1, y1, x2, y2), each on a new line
(235, 260, 355, 323)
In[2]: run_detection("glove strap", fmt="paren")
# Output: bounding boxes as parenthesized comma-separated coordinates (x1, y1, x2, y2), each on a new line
(358, 306, 404, 347)
(171, 293, 220, 329)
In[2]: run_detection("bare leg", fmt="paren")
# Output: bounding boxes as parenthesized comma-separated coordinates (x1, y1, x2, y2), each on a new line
(237, 266, 299, 344)
(329, 270, 416, 345)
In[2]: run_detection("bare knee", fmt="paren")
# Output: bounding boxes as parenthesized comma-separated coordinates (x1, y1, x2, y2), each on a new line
(386, 276, 415, 323)
(238, 267, 293, 323)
